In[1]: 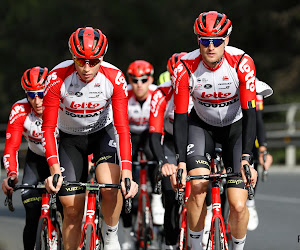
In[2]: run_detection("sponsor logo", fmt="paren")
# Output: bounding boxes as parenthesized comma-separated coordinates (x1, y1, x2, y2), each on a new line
(223, 76, 229, 80)
(35, 120, 42, 126)
(108, 140, 116, 148)
(94, 83, 101, 87)
(227, 179, 243, 185)
(213, 203, 221, 212)
(195, 159, 210, 167)
(70, 101, 101, 109)
(150, 90, 164, 117)
(65, 110, 102, 118)
(32, 130, 41, 138)
(115, 71, 128, 96)
(23, 196, 42, 204)
(204, 84, 212, 89)
(239, 58, 255, 92)
(65, 186, 85, 192)
(201, 92, 231, 99)
(6, 133, 11, 140)
(9, 105, 25, 122)
(172, 64, 184, 94)
(187, 144, 194, 152)
(194, 84, 202, 90)
(98, 155, 112, 162)
(3, 154, 10, 170)
(198, 97, 239, 108)
(75, 92, 83, 97)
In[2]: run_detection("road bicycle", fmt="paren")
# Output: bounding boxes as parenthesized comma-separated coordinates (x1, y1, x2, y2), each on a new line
(62, 176, 131, 250)
(5, 174, 63, 250)
(185, 164, 254, 250)
(133, 147, 162, 250)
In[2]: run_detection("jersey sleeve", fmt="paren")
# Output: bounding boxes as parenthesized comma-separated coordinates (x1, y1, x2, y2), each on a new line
(237, 55, 257, 109)
(3, 103, 28, 177)
(149, 88, 167, 134)
(42, 71, 62, 167)
(111, 70, 132, 171)
(172, 62, 190, 163)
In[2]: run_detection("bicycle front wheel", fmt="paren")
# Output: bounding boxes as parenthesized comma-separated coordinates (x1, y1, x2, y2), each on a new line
(35, 217, 50, 250)
(55, 211, 64, 250)
(213, 217, 222, 250)
(83, 224, 93, 250)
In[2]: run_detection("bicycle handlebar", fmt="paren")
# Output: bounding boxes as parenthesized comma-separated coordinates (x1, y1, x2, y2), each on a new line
(154, 161, 163, 195)
(124, 178, 132, 214)
(243, 164, 255, 200)
(176, 168, 184, 206)
(261, 151, 268, 182)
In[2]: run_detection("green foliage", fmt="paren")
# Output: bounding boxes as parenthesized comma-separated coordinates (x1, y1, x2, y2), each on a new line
(0, 0, 299, 122)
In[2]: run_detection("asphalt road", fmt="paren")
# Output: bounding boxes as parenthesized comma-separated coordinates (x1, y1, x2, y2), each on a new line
(0, 167, 300, 250)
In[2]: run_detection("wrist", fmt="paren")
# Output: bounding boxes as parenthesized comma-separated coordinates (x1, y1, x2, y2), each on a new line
(241, 155, 253, 166)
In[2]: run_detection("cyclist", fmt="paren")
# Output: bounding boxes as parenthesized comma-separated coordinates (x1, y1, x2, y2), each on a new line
(163, 11, 258, 250)
(150, 52, 193, 249)
(1, 66, 59, 250)
(247, 78, 273, 231)
(121, 60, 163, 249)
(42, 27, 138, 250)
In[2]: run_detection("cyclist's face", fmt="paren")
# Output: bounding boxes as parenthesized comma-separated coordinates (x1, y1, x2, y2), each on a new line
(28, 95, 43, 117)
(74, 57, 103, 82)
(129, 75, 153, 101)
(199, 36, 229, 68)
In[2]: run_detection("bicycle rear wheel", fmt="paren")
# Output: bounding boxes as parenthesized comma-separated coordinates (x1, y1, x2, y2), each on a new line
(35, 217, 50, 250)
(139, 195, 151, 250)
(213, 217, 222, 250)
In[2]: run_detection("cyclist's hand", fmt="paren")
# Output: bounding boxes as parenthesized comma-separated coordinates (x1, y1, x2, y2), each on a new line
(2, 176, 18, 195)
(121, 169, 139, 199)
(259, 152, 273, 171)
(161, 163, 177, 177)
(240, 162, 257, 188)
(170, 162, 186, 191)
(45, 164, 62, 193)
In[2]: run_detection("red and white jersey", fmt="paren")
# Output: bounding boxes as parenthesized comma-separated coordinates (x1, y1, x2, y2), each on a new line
(42, 60, 132, 170)
(3, 99, 59, 177)
(173, 46, 256, 127)
(149, 80, 193, 135)
(127, 84, 157, 134)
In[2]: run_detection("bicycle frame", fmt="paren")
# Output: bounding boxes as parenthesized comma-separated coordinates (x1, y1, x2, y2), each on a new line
(136, 158, 154, 249)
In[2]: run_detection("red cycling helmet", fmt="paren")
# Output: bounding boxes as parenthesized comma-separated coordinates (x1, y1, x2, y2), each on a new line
(21, 66, 48, 92)
(194, 11, 232, 37)
(68, 27, 108, 59)
(167, 52, 188, 75)
(127, 60, 154, 77)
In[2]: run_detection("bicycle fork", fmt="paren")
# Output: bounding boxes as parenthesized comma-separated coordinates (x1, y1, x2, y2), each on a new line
(210, 183, 229, 250)
(80, 192, 99, 250)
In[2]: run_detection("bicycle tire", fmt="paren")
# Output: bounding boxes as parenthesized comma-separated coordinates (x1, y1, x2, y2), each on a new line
(213, 217, 222, 250)
(55, 211, 64, 250)
(35, 217, 50, 250)
(140, 195, 150, 250)
(83, 224, 93, 250)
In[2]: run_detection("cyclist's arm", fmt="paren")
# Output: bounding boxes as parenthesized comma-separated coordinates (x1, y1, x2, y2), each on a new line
(3, 103, 29, 177)
(149, 88, 168, 165)
(111, 71, 132, 172)
(42, 72, 62, 170)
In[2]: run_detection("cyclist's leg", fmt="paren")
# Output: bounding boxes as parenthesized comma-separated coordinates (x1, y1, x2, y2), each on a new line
(91, 124, 122, 249)
(186, 114, 215, 249)
(221, 120, 248, 249)
(21, 149, 49, 250)
(58, 131, 88, 250)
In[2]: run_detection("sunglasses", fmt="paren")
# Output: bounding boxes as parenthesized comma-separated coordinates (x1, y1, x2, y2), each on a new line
(27, 91, 44, 99)
(73, 57, 101, 67)
(131, 76, 149, 84)
(199, 37, 225, 47)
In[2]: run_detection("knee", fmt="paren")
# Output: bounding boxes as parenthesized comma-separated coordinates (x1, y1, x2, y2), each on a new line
(230, 200, 247, 215)
(101, 188, 119, 203)
(63, 205, 84, 224)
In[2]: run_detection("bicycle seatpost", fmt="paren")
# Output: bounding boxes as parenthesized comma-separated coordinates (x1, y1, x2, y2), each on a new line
(124, 178, 132, 214)
(243, 164, 254, 200)
(176, 168, 184, 205)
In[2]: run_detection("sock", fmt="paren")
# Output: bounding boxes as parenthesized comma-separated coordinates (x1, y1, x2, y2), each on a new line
(246, 198, 255, 207)
(189, 228, 203, 250)
(232, 235, 246, 250)
(106, 222, 119, 240)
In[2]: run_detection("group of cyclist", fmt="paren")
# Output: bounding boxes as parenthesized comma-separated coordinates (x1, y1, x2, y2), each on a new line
(1, 10, 273, 250)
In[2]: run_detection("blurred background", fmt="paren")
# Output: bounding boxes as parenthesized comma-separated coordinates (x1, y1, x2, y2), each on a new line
(0, 0, 300, 166)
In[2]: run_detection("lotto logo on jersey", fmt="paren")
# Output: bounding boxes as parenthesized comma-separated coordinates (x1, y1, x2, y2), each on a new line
(70, 101, 101, 109)
(239, 58, 255, 92)
(3, 154, 10, 171)
(201, 92, 231, 99)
